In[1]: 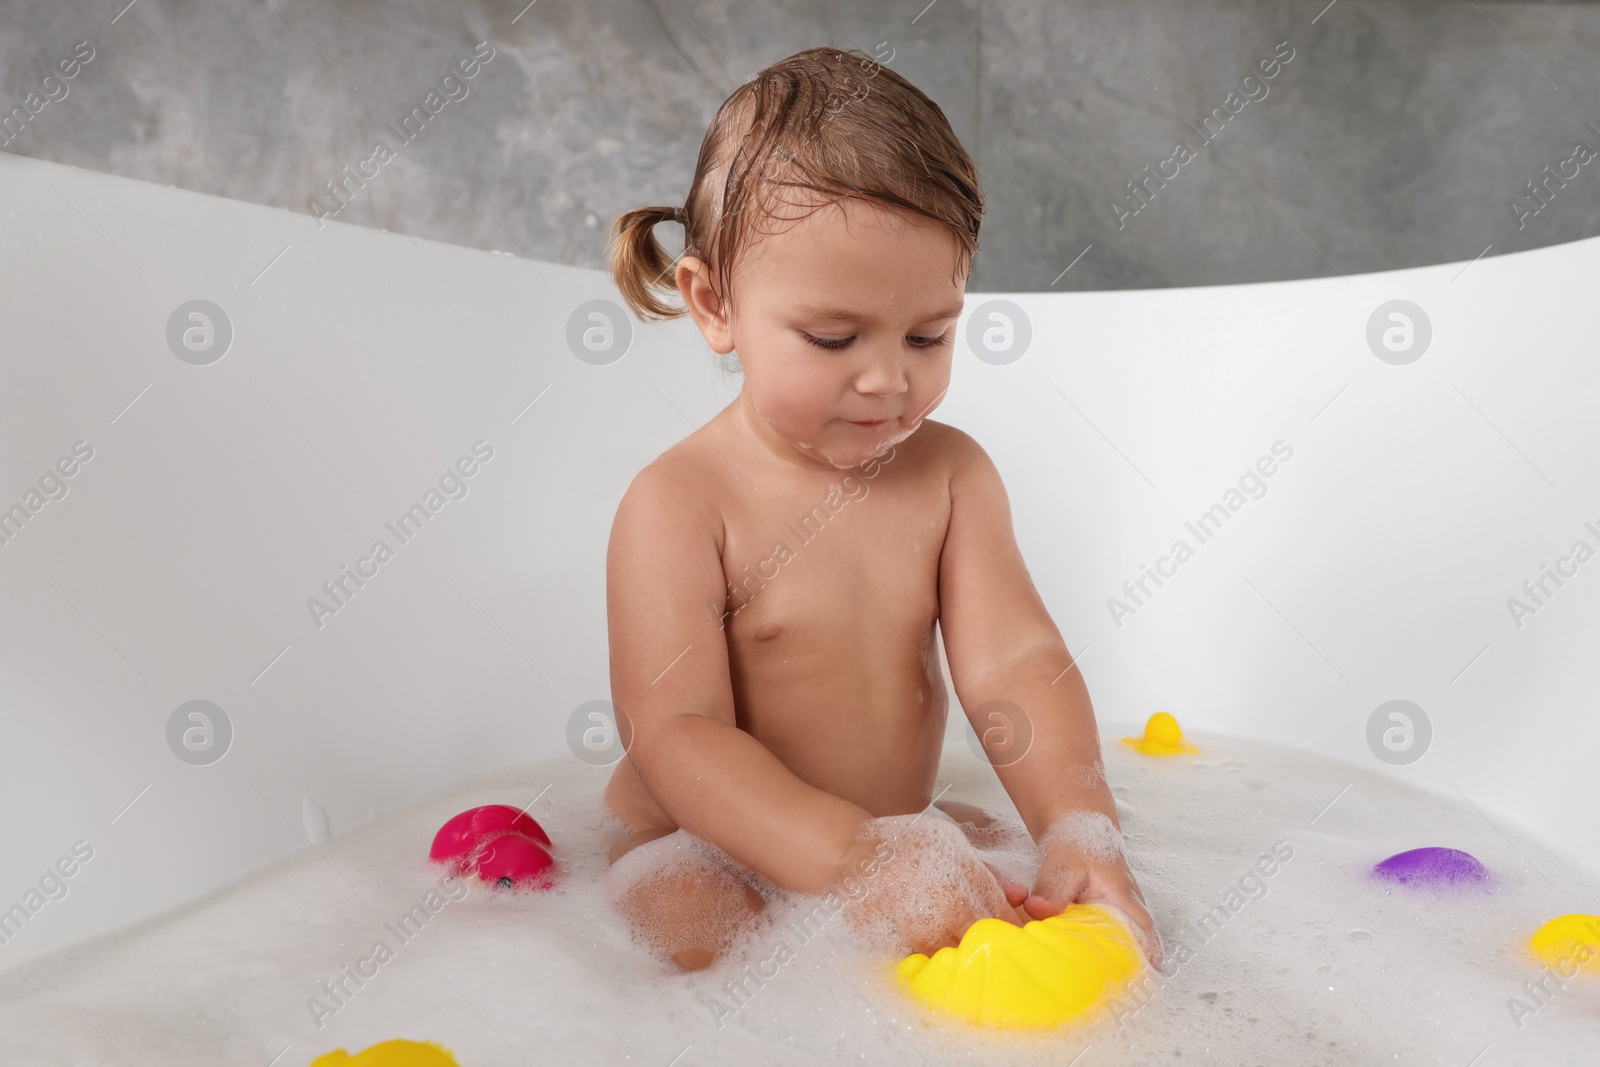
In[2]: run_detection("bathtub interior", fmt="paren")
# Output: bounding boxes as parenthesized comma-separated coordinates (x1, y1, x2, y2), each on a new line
(2, 732, 1597, 1066)
(3, 148, 1600, 1060)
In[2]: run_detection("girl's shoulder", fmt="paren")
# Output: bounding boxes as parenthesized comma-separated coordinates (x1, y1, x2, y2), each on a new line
(612, 437, 726, 539)
(898, 418, 991, 480)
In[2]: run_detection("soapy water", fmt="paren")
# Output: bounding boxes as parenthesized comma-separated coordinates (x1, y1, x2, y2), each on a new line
(1, 728, 1598, 1065)
(1040, 808, 1127, 865)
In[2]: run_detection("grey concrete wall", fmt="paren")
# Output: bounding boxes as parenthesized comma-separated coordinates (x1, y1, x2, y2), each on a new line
(1, 0, 1597, 290)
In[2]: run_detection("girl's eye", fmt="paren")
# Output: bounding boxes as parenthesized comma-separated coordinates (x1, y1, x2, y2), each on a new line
(801, 332, 951, 350)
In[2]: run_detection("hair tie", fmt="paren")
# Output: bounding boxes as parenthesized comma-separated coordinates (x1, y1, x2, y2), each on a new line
(670, 206, 687, 224)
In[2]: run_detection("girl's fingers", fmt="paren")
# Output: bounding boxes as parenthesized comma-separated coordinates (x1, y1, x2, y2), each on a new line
(922, 903, 984, 955)
(1024, 851, 1089, 920)
(1086, 887, 1163, 969)
(983, 861, 1030, 908)
(1021, 893, 1073, 922)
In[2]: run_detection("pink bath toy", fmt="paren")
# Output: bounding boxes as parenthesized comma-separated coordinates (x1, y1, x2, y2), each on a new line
(475, 833, 556, 887)
(430, 804, 556, 889)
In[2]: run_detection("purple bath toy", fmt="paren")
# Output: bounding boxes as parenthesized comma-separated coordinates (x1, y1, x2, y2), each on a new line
(1372, 847, 1489, 889)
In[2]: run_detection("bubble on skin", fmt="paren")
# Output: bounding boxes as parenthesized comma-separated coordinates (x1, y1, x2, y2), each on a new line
(830, 811, 1017, 956)
(601, 825, 1011, 966)
(867, 419, 920, 456)
(1039, 809, 1126, 865)
(746, 373, 940, 470)
(935, 806, 1038, 887)
(809, 414, 914, 470)
(1065, 761, 1107, 789)
(809, 415, 924, 472)
(607, 829, 779, 965)
(852, 379, 949, 463)
(608, 829, 702, 903)
(746, 392, 854, 468)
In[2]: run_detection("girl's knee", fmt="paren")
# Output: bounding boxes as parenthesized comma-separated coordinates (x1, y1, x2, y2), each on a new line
(606, 829, 767, 971)
(608, 824, 677, 865)
(934, 799, 998, 829)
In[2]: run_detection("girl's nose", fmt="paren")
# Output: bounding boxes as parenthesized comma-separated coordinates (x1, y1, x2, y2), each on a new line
(855, 349, 909, 396)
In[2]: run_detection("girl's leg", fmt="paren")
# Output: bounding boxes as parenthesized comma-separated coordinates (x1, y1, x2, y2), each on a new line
(933, 799, 1009, 847)
(933, 799, 1035, 904)
(607, 826, 766, 971)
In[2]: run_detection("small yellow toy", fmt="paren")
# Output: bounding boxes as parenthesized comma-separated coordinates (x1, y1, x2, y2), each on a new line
(310, 1039, 461, 1066)
(1122, 711, 1197, 756)
(896, 903, 1144, 1028)
(1528, 914, 1600, 975)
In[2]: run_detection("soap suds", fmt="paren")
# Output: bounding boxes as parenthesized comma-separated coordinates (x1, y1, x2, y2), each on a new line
(1040, 808, 1126, 865)
(1, 733, 1596, 1065)
(830, 811, 1014, 956)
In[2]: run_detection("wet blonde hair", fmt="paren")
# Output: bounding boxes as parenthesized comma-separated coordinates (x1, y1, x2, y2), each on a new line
(607, 46, 985, 324)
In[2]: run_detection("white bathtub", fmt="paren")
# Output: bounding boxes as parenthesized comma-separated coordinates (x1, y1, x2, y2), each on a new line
(2, 150, 1597, 1062)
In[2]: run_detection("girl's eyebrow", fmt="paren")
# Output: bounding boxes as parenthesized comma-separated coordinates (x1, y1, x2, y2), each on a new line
(793, 300, 966, 324)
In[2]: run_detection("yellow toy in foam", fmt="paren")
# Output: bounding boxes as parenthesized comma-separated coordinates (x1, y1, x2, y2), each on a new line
(310, 1039, 461, 1066)
(1528, 914, 1600, 975)
(1122, 711, 1197, 756)
(896, 903, 1144, 1028)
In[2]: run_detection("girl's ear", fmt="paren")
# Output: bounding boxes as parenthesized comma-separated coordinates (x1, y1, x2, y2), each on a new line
(676, 256, 735, 354)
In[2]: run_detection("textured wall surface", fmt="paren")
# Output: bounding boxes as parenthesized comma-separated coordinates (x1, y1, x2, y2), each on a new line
(2, 0, 1598, 290)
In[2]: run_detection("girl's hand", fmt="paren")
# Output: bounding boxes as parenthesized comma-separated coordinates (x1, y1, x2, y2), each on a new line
(1026, 842, 1162, 969)
(838, 815, 1028, 958)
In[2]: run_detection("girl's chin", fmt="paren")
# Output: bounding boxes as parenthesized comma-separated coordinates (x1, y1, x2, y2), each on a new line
(792, 440, 861, 468)
(796, 432, 909, 470)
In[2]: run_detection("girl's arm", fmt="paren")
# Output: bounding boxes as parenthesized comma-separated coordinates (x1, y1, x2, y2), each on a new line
(605, 460, 874, 893)
(935, 427, 1116, 837)
(934, 427, 1160, 958)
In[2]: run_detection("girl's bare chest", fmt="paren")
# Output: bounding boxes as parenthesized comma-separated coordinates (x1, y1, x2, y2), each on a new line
(717, 471, 950, 638)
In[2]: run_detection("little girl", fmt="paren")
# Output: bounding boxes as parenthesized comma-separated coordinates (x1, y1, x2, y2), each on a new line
(600, 46, 1157, 972)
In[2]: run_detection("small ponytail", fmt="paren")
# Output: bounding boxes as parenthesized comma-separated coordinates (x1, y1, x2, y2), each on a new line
(608, 204, 689, 321)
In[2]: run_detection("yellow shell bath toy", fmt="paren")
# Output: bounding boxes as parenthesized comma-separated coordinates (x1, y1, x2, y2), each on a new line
(1528, 914, 1600, 975)
(896, 903, 1144, 1028)
(310, 1039, 461, 1066)
(1122, 711, 1196, 756)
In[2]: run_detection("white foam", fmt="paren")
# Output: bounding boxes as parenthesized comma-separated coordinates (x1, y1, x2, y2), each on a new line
(1039, 808, 1127, 865)
(606, 828, 785, 967)
(1, 733, 1596, 1065)
(928, 802, 1038, 887)
(1064, 759, 1107, 790)
(823, 810, 1017, 956)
